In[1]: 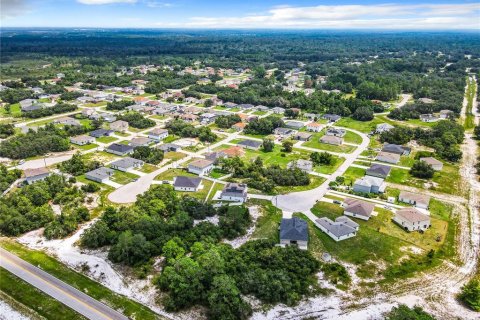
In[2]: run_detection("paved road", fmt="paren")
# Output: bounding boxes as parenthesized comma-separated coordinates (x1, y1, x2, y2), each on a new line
(274, 126, 370, 213)
(0, 248, 129, 320)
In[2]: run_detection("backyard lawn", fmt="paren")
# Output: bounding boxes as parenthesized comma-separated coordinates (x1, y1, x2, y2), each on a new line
(137, 163, 158, 173)
(73, 143, 98, 151)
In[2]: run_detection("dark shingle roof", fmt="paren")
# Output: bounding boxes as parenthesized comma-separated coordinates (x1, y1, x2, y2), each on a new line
(237, 139, 262, 148)
(106, 143, 134, 153)
(366, 163, 391, 177)
(174, 176, 202, 189)
(280, 217, 308, 241)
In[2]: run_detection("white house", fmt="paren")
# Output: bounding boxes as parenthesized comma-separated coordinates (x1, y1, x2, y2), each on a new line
(393, 208, 431, 232)
(315, 216, 358, 242)
(219, 183, 248, 203)
(420, 157, 443, 171)
(398, 191, 431, 209)
(173, 176, 203, 192)
(70, 135, 96, 145)
(24, 167, 50, 184)
(147, 128, 169, 141)
(279, 217, 308, 250)
(110, 120, 129, 133)
(188, 159, 214, 176)
(343, 198, 375, 221)
(306, 122, 324, 132)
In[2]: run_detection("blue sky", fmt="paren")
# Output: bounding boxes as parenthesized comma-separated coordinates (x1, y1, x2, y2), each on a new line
(1, 0, 480, 29)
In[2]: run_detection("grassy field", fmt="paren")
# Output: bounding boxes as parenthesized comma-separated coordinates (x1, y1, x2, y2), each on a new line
(163, 151, 186, 161)
(252, 110, 267, 116)
(0, 267, 86, 320)
(209, 168, 229, 179)
(275, 176, 326, 194)
(0, 240, 163, 320)
(73, 143, 98, 151)
(343, 131, 363, 144)
(464, 77, 476, 130)
(95, 136, 118, 144)
(386, 164, 462, 196)
(341, 166, 366, 185)
(302, 138, 356, 153)
(83, 151, 119, 163)
(313, 156, 345, 175)
(110, 170, 139, 185)
(137, 163, 158, 173)
(249, 199, 282, 241)
(154, 168, 196, 181)
(335, 117, 395, 133)
(308, 200, 455, 279)
(1, 103, 23, 117)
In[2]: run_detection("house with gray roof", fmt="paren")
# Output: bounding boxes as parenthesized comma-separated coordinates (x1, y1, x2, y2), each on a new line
(343, 198, 375, 221)
(53, 117, 81, 126)
(320, 135, 343, 146)
(89, 129, 114, 138)
(271, 107, 285, 114)
(147, 128, 169, 141)
(220, 183, 248, 203)
(156, 143, 181, 152)
(24, 167, 50, 185)
(366, 163, 391, 179)
(129, 137, 153, 148)
(274, 127, 296, 137)
(398, 191, 431, 209)
(326, 127, 346, 137)
(85, 167, 114, 183)
(70, 135, 95, 146)
(280, 217, 308, 250)
(376, 123, 394, 133)
(173, 176, 203, 192)
(188, 159, 214, 176)
(237, 139, 262, 150)
(293, 132, 312, 141)
(287, 159, 313, 172)
(353, 176, 386, 194)
(19, 99, 38, 110)
(110, 157, 144, 172)
(105, 143, 134, 156)
(323, 114, 341, 123)
(382, 143, 410, 155)
(284, 120, 304, 130)
(420, 157, 443, 171)
(376, 151, 401, 164)
(315, 216, 358, 242)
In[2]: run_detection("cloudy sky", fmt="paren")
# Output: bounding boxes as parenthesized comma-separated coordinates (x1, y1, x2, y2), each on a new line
(1, 0, 480, 29)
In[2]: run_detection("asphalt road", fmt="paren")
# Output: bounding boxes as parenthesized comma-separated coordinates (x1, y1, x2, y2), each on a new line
(0, 248, 129, 320)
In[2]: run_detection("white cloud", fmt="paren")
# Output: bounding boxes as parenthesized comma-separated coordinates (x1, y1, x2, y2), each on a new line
(1, 0, 30, 19)
(77, 0, 137, 5)
(145, 1, 173, 8)
(156, 3, 480, 29)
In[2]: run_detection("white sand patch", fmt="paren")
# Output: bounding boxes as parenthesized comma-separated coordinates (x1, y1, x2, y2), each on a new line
(193, 215, 219, 226)
(0, 300, 30, 320)
(400, 246, 423, 255)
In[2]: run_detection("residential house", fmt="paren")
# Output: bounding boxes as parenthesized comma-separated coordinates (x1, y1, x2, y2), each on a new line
(320, 135, 343, 145)
(274, 127, 296, 137)
(315, 216, 358, 242)
(70, 135, 95, 146)
(238, 104, 254, 110)
(219, 183, 248, 203)
(219, 146, 245, 158)
(129, 137, 153, 147)
(439, 110, 453, 119)
(279, 217, 308, 250)
(89, 129, 114, 138)
(294, 132, 312, 141)
(382, 143, 410, 155)
(232, 122, 247, 132)
(179, 114, 199, 122)
(366, 163, 392, 179)
(326, 127, 346, 137)
(110, 157, 144, 172)
(393, 208, 431, 232)
(21, 104, 44, 112)
(81, 108, 95, 118)
(323, 114, 341, 123)
(420, 114, 439, 122)
(53, 117, 81, 126)
(173, 176, 203, 192)
(105, 143, 134, 156)
(420, 157, 443, 171)
(353, 176, 386, 194)
(418, 98, 434, 104)
(110, 120, 129, 133)
(303, 113, 320, 120)
(271, 107, 285, 114)
(200, 113, 217, 124)
(287, 159, 313, 172)
(224, 102, 237, 109)
(147, 128, 169, 141)
(306, 122, 324, 132)
(85, 167, 114, 183)
(24, 167, 50, 184)
(343, 198, 375, 221)
(19, 99, 38, 110)
(157, 143, 181, 152)
(256, 105, 269, 112)
(133, 96, 149, 105)
(375, 151, 401, 164)
(398, 191, 431, 209)
(188, 159, 214, 176)
(237, 139, 262, 150)
(205, 151, 228, 163)
(284, 120, 304, 130)
(376, 123, 394, 133)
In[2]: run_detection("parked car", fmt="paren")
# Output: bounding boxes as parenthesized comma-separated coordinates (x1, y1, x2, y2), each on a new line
(333, 200, 342, 204)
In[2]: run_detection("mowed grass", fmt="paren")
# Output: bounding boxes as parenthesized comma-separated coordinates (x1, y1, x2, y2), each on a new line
(137, 163, 158, 173)
(110, 170, 139, 185)
(341, 166, 366, 185)
(73, 143, 98, 151)
(343, 131, 363, 144)
(302, 138, 356, 153)
(154, 168, 196, 181)
(163, 151, 186, 161)
(313, 156, 345, 175)
(0, 267, 86, 320)
(0, 240, 162, 320)
(96, 136, 118, 144)
(275, 175, 326, 194)
(336, 117, 395, 133)
(1, 103, 23, 117)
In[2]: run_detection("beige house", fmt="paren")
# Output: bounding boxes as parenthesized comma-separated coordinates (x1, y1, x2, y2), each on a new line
(393, 208, 430, 232)
(320, 135, 343, 145)
(420, 157, 443, 171)
(398, 191, 431, 209)
(110, 120, 129, 133)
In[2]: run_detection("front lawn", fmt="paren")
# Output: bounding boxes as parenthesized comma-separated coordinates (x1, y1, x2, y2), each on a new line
(341, 166, 366, 185)
(313, 156, 345, 175)
(138, 163, 158, 173)
(275, 175, 325, 194)
(343, 131, 363, 144)
(163, 151, 186, 161)
(238, 144, 312, 168)
(110, 170, 139, 185)
(154, 168, 196, 181)
(73, 143, 98, 151)
(336, 117, 395, 133)
(95, 136, 118, 144)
